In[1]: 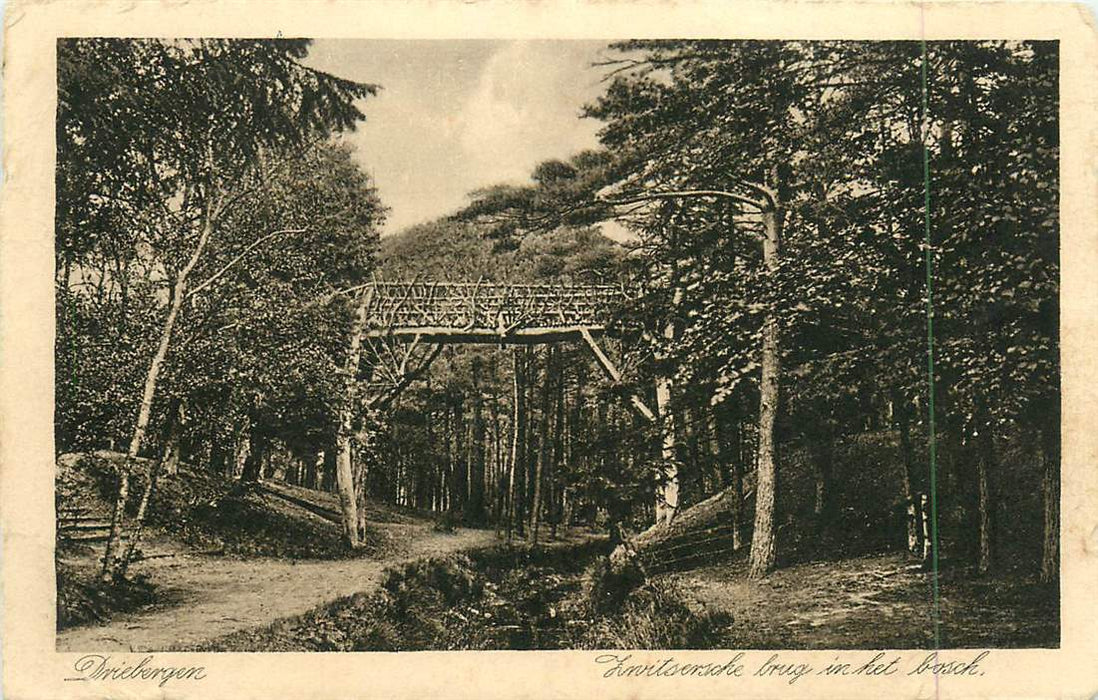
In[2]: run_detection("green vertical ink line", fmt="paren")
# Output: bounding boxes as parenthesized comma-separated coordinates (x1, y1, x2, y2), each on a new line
(920, 38, 942, 651)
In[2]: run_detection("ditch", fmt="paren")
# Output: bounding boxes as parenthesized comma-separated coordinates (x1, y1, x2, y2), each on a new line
(191, 538, 734, 651)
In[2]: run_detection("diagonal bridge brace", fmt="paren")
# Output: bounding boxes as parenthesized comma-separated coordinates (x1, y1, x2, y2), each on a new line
(579, 328, 657, 424)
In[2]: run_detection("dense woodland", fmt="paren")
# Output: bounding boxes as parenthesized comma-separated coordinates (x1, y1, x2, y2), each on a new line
(57, 39, 1058, 590)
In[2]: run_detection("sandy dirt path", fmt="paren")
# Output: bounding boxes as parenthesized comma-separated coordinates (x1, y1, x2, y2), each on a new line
(57, 525, 498, 652)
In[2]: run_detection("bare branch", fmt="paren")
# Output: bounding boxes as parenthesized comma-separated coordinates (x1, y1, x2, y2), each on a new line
(367, 343, 443, 411)
(186, 228, 307, 299)
(603, 189, 769, 211)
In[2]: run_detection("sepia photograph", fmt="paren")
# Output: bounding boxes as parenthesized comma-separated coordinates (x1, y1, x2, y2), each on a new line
(48, 35, 1063, 657)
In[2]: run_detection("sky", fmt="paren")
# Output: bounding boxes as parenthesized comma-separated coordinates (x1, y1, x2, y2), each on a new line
(304, 40, 616, 236)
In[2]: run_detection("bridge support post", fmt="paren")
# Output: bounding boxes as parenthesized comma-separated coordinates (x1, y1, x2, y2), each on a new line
(336, 286, 375, 549)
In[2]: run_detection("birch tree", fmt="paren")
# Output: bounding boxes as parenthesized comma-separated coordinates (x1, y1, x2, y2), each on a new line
(58, 38, 378, 580)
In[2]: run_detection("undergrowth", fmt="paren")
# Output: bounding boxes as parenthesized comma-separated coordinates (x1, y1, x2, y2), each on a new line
(56, 562, 157, 630)
(186, 543, 733, 651)
(68, 454, 401, 560)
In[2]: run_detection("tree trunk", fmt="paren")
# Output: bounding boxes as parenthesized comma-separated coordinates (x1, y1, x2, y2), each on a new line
(444, 403, 453, 513)
(729, 416, 746, 551)
(333, 287, 374, 548)
(507, 347, 526, 541)
(464, 410, 473, 510)
(117, 398, 184, 577)
(651, 212, 684, 527)
(1039, 426, 1059, 583)
(307, 452, 322, 490)
(354, 440, 370, 542)
(469, 360, 487, 524)
(162, 435, 181, 477)
(425, 409, 438, 511)
(894, 393, 924, 557)
(334, 432, 361, 547)
(128, 219, 213, 459)
(261, 448, 274, 480)
(748, 204, 783, 580)
(232, 426, 250, 479)
(241, 424, 267, 483)
(530, 428, 546, 543)
(975, 405, 997, 575)
(706, 409, 724, 496)
(976, 453, 993, 574)
(320, 447, 335, 492)
(450, 399, 467, 517)
(161, 402, 184, 476)
(515, 347, 530, 536)
(654, 315, 681, 525)
(117, 460, 156, 578)
(550, 357, 565, 540)
(919, 493, 932, 565)
(523, 351, 538, 530)
(684, 405, 703, 499)
(103, 210, 215, 581)
(654, 375, 679, 525)
(492, 395, 504, 535)
(571, 358, 586, 504)
(531, 348, 553, 543)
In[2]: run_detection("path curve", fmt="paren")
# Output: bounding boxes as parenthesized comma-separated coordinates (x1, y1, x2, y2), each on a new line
(57, 526, 498, 652)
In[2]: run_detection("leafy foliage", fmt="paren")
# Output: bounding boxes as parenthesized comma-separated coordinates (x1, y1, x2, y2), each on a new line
(452, 40, 1059, 576)
(56, 38, 386, 467)
(56, 38, 1059, 594)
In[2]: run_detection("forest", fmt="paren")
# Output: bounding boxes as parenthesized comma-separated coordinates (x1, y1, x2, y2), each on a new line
(55, 38, 1059, 650)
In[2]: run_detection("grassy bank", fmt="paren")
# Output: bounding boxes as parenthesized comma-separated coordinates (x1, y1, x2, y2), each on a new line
(56, 452, 427, 631)
(60, 453, 415, 560)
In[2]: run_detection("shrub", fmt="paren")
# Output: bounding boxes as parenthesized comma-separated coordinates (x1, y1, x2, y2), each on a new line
(56, 562, 156, 630)
(433, 511, 458, 533)
(577, 580, 733, 649)
(581, 550, 646, 615)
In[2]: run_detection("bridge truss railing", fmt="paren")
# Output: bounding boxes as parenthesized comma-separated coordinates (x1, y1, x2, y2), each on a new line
(363, 281, 627, 343)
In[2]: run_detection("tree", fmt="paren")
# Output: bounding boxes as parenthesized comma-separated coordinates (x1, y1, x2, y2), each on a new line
(583, 40, 1059, 580)
(585, 41, 878, 576)
(58, 38, 380, 579)
(919, 41, 1059, 574)
(307, 39, 1060, 587)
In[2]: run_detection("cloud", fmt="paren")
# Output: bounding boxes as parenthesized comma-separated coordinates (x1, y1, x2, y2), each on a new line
(309, 39, 609, 234)
(455, 41, 603, 189)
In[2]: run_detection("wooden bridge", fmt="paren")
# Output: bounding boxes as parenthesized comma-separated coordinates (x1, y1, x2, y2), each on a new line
(356, 280, 656, 421)
(362, 281, 626, 344)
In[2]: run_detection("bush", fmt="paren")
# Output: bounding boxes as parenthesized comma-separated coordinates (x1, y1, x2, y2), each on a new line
(56, 562, 157, 630)
(433, 511, 458, 533)
(191, 542, 732, 652)
(577, 580, 734, 649)
(581, 552, 646, 615)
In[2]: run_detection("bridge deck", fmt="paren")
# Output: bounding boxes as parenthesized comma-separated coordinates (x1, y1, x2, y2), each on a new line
(364, 282, 623, 344)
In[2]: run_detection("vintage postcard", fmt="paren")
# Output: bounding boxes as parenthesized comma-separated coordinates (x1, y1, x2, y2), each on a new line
(2, 1, 1096, 698)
